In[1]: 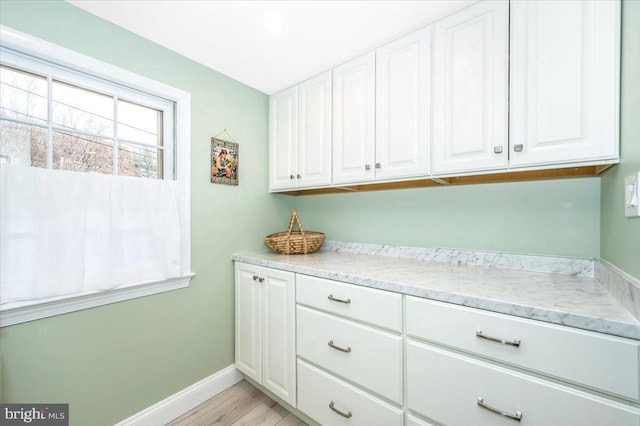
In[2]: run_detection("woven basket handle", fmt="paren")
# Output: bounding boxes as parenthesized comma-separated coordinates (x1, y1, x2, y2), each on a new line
(287, 209, 305, 237)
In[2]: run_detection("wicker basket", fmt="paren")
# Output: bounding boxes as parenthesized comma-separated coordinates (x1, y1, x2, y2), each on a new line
(264, 209, 325, 254)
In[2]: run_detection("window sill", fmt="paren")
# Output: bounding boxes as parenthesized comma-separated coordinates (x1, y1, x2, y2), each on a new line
(0, 273, 195, 327)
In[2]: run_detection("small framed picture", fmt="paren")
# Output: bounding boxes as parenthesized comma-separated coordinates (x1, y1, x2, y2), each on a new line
(211, 138, 238, 185)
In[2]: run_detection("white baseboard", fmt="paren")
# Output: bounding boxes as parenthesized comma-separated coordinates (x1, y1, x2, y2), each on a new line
(115, 365, 244, 426)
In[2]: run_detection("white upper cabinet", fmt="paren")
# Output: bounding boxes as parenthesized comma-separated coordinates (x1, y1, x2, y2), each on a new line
(376, 27, 431, 180)
(332, 52, 376, 185)
(269, 72, 332, 191)
(298, 71, 332, 188)
(269, 0, 621, 192)
(510, 0, 620, 167)
(269, 86, 298, 191)
(432, 0, 509, 175)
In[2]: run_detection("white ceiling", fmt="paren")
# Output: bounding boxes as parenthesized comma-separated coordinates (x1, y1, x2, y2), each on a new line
(67, 0, 477, 95)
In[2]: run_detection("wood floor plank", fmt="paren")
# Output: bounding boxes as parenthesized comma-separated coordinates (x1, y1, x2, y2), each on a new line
(200, 386, 267, 426)
(191, 385, 268, 425)
(168, 380, 308, 426)
(169, 381, 251, 425)
(231, 402, 283, 426)
(271, 403, 290, 419)
(275, 413, 307, 426)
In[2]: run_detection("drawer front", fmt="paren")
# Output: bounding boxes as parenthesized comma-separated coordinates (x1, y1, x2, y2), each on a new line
(297, 305, 403, 403)
(297, 359, 403, 426)
(407, 340, 640, 426)
(407, 414, 437, 426)
(406, 296, 640, 400)
(296, 274, 402, 331)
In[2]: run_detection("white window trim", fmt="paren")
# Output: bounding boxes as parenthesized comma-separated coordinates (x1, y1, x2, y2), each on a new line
(0, 25, 194, 327)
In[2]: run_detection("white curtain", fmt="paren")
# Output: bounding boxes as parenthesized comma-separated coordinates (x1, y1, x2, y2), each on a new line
(0, 164, 182, 305)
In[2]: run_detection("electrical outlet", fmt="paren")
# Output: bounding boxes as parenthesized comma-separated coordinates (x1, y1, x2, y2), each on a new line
(625, 172, 640, 218)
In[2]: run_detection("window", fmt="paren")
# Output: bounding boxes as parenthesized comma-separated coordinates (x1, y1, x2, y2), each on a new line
(0, 58, 172, 179)
(0, 26, 193, 326)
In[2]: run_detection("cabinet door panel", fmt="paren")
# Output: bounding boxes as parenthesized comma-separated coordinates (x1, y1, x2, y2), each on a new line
(510, 0, 620, 166)
(235, 262, 262, 382)
(269, 87, 298, 190)
(262, 267, 296, 406)
(432, 0, 508, 174)
(333, 52, 375, 184)
(299, 71, 332, 188)
(376, 27, 430, 180)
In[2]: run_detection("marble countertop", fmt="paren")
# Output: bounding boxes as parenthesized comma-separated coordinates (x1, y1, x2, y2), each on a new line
(231, 250, 640, 340)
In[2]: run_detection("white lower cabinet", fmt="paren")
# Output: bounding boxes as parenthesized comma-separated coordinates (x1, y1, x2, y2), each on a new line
(406, 296, 640, 400)
(234, 264, 639, 425)
(295, 274, 404, 424)
(407, 341, 640, 426)
(297, 359, 403, 426)
(234, 262, 296, 406)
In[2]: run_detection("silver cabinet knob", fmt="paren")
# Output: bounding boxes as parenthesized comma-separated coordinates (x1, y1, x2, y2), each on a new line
(365, 164, 371, 171)
(493, 146, 503, 154)
(252, 275, 259, 281)
(296, 174, 302, 179)
(289, 175, 295, 180)
(514, 144, 524, 152)
(375, 163, 381, 169)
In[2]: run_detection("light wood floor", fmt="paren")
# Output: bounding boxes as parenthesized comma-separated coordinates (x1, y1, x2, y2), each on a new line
(168, 380, 308, 426)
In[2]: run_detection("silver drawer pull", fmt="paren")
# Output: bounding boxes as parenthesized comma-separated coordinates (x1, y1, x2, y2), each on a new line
(476, 329, 521, 347)
(329, 401, 352, 419)
(477, 397, 522, 422)
(328, 340, 351, 353)
(328, 294, 351, 304)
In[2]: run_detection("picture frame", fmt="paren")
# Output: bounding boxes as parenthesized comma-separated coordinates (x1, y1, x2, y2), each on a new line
(211, 137, 238, 185)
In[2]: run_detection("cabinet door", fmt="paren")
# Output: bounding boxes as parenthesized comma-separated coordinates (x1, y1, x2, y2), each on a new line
(432, 0, 508, 175)
(262, 267, 296, 407)
(376, 27, 430, 180)
(235, 262, 262, 383)
(269, 87, 298, 191)
(298, 71, 332, 188)
(332, 52, 375, 184)
(510, 1, 620, 167)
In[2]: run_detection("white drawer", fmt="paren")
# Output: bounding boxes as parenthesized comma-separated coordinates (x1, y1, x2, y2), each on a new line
(297, 305, 403, 403)
(296, 274, 402, 332)
(407, 340, 640, 426)
(407, 414, 437, 426)
(406, 296, 640, 400)
(297, 359, 403, 426)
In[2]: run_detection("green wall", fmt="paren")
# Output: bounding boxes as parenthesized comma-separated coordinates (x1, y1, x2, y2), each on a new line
(291, 178, 601, 258)
(601, 0, 640, 280)
(0, 1, 289, 424)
